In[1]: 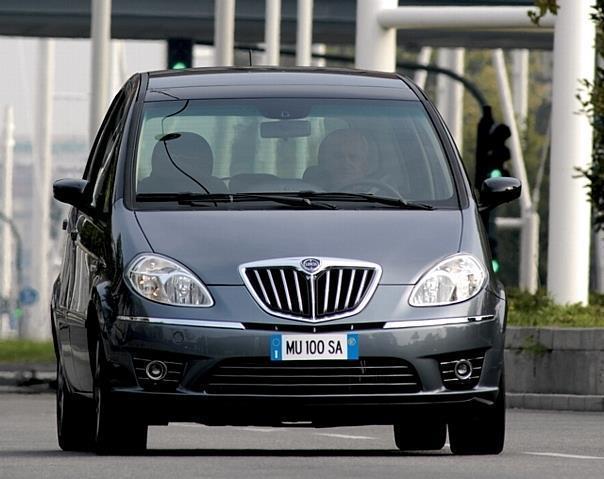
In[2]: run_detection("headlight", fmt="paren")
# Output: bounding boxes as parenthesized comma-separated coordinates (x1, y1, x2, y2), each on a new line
(127, 254, 214, 307)
(409, 254, 486, 307)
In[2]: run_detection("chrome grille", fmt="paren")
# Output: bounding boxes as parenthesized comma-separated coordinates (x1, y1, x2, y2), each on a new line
(241, 258, 380, 322)
(201, 357, 421, 396)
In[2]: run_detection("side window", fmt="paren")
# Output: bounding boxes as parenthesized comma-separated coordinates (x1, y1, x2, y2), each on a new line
(84, 87, 131, 214)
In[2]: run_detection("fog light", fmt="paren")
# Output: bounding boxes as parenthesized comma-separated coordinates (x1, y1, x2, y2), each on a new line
(453, 359, 473, 380)
(145, 360, 168, 381)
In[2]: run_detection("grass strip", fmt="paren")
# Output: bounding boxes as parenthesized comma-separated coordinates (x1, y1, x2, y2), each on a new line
(0, 340, 55, 364)
(507, 289, 604, 328)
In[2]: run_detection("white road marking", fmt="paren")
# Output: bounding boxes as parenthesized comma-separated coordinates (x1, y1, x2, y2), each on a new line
(524, 452, 604, 460)
(235, 427, 279, 433)
(316, 433, 375, 440)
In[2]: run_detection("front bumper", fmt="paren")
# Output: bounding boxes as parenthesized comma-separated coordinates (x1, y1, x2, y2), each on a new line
(103, 309, 505, 426)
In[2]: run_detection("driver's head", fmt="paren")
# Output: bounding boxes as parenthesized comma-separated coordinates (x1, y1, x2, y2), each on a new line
(318, 129, 372, 189)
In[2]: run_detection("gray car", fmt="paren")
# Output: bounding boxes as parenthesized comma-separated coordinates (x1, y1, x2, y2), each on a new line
(51, 67, 520, 455)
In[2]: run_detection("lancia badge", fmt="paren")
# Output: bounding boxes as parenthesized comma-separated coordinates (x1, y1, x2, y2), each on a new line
(300, 258, 321, 273)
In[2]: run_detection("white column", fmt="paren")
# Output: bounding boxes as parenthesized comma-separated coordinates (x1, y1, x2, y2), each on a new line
(296, 0, 313, 66)
(492, 49, 538, 293)
(214, 0, 235, 66)
(511, 49, 529, 131)
(25, 40, 54, 341)
(264, 0, 281, 66)
(414, 46, 432, 90)
(355, 0, 397, 72)
(1, 106, 15, 338)
(436, 48, 465, 149)
(547, 0, 595, 305)
(111, 41, 126, 95)
(89, 0, 112, 145)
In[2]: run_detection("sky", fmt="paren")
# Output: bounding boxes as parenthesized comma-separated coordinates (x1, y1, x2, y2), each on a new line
(0, 37, 166, 141)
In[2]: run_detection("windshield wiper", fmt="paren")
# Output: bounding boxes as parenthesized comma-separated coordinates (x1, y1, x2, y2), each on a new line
(136, 192, 337, 209)
(294, 192, 434, 210)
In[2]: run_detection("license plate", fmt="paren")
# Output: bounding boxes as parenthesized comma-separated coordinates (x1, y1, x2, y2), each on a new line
(270, 333, 359, 361)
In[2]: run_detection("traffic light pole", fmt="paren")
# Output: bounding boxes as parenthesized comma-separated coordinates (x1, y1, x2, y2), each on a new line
(492, 49, 538, 293)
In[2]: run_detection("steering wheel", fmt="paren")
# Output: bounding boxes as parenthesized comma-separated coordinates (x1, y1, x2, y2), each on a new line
(338, 179, 402, 198)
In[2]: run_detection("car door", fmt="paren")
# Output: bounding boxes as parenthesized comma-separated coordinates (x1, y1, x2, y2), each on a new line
(65, 86, 133, 392)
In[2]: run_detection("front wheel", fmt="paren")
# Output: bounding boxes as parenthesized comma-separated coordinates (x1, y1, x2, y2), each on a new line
(93, 338, 147, 454)
(56, 360, 95, 451)
(448, 378, 506, 455)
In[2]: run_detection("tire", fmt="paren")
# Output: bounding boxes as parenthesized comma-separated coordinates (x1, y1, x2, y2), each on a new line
(448, 378, 506, 455)
(93, 338, 148, 455)
(393, 417, 447, 451)
(56, 360, 95, 452)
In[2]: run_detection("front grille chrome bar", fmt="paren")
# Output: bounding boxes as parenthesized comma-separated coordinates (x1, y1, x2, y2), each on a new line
(240, 257, 382, 323)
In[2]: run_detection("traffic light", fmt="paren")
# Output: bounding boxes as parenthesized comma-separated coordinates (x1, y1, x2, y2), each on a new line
(474, 105, 512, 274)
(474, 106, 512, 187)
(167, 38, 193, 70)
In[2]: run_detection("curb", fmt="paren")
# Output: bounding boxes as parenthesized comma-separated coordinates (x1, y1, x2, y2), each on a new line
(507, 393, 604, 412)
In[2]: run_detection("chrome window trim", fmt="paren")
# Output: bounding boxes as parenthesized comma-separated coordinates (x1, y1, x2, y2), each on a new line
(117, 316, 245, 330)
(239, 257, 382, 323)
(383, 315, 495, 329)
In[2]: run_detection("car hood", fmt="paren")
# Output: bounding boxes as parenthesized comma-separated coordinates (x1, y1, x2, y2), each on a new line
(135, 210, 462, 285)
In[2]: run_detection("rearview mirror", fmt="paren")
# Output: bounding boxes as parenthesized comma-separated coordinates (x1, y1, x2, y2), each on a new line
(479, 177, 521, 212)
(260, 120, 311, 138)
(53, 178, 89, 209)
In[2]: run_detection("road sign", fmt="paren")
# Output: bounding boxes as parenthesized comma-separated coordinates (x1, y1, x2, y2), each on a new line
(19, 287, 38, 306)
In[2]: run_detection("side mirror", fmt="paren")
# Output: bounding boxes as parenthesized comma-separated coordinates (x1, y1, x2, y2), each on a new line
(53, 178, 89, 209)
(479, 177, 521, 212)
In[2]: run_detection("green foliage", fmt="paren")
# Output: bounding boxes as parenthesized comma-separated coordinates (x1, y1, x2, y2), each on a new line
(507, 289, 604, 327)
(528, 0, 559, 25)
(0, 340, 55, 363)
(577, 1, 604, 231)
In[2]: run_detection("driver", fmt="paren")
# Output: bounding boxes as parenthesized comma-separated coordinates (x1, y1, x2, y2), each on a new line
(317, 129, 375, 190)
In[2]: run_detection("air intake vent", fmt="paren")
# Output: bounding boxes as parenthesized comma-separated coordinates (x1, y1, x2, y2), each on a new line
(200, 357, 421, 396)
(241, 258, 381, 322)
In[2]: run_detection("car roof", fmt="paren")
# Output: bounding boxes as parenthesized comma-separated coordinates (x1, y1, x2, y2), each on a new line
(144, 67, 418, 101)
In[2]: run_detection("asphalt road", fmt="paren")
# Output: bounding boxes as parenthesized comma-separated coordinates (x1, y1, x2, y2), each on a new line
(1, 394, 603, 479)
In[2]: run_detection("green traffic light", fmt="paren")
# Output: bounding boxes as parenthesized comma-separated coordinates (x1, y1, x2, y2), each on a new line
(171, 61, 188, 70)
(489, 169, 503, 178)
(491, 259, 500, 273)
(13, 307, 23, 319)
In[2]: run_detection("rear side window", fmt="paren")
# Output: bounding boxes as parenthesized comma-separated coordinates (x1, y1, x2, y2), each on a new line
(134, 98, 457, 207)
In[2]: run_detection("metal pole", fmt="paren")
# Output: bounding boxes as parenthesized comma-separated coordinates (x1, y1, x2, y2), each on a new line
(596, 231, 604, 294)
(436, 48, 465, 149)
(1, 106, 15, 338)
(547, 0, 595, 305)
(264, 0, 281, 66)
(25, 40, 54, 341)
(414, 47, 432, 89)
(511, 49, 529, 132)
(355, 0, 397, 72)
(214, 0, 235, 66)
(492, 49, 538, 293)
(89, 0, 112, 145)
(377, 6, 555, 30)
(296, 0, 313, 66)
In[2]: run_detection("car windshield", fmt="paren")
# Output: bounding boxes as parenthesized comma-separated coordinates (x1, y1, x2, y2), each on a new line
(134, 98, 457, 208)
